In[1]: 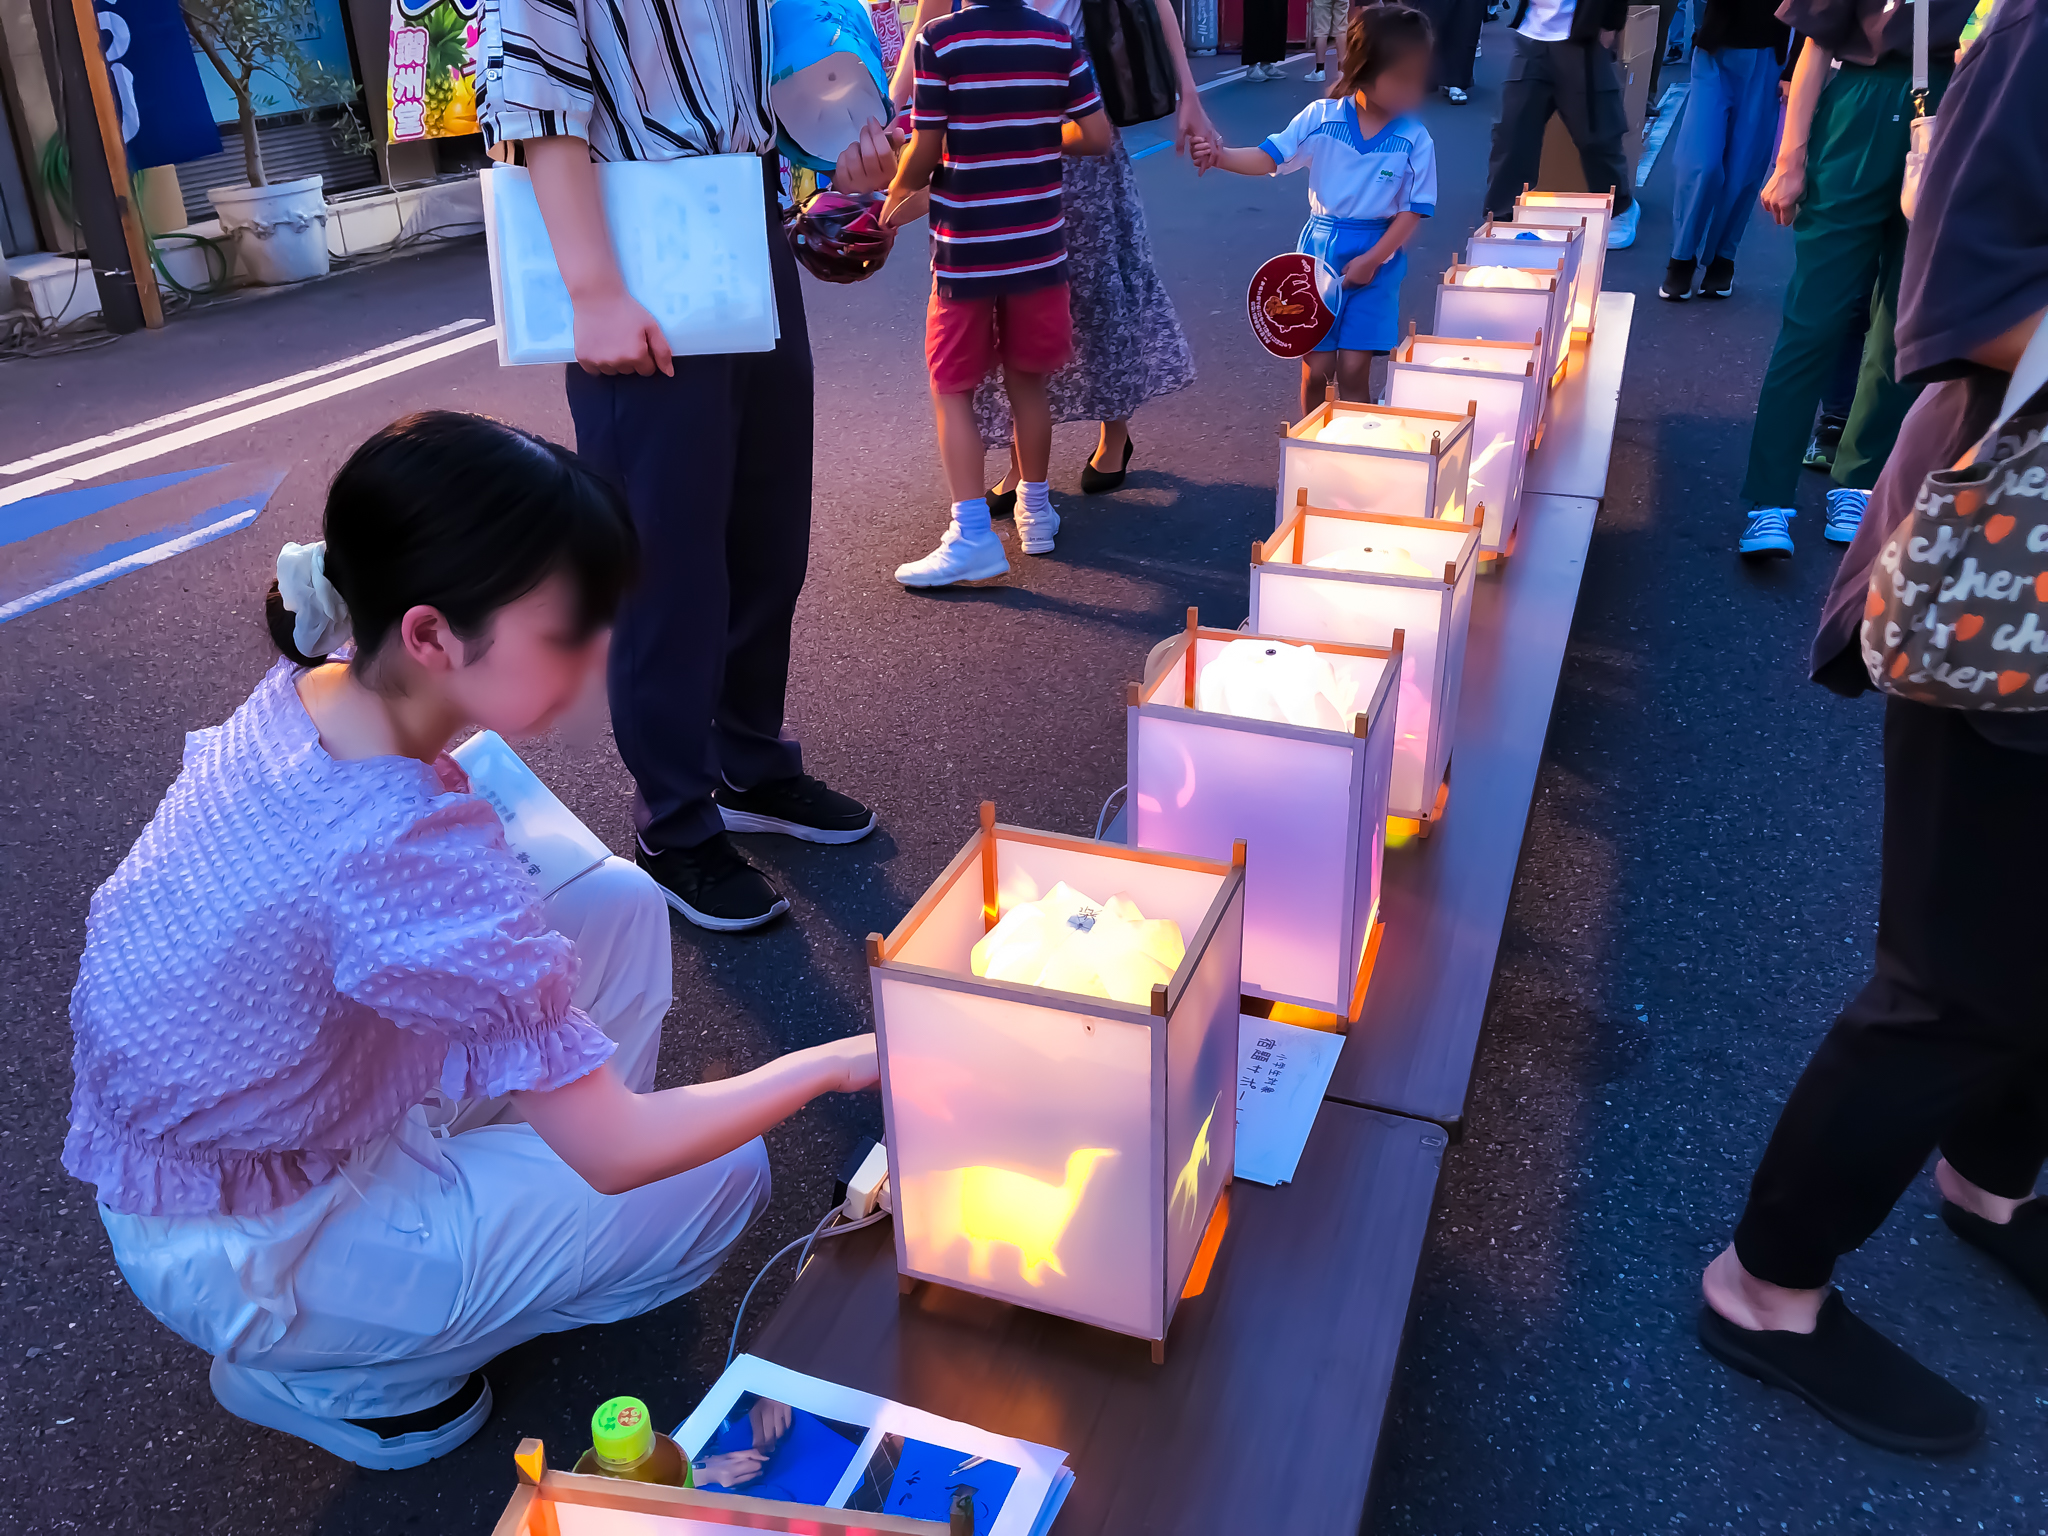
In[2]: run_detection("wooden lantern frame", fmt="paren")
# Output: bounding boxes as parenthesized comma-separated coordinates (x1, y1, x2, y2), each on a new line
(1435, 262, 1570, 388)
(1512, 189, 1613, 338)
(1250, 492, 1479, 826)
(1384, 328, 1542, 560)
(1126, 609, 1398, 1022)
(865, 804, 1245, 1363)
(1275, 394, 1476, 531)
(490, 1440, 949, 1536)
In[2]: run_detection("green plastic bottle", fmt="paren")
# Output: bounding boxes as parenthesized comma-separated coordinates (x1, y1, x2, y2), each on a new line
(573, 1396, 693, 1487)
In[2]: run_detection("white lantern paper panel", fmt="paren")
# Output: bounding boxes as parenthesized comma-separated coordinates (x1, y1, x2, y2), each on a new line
(1385, 337, 1537, 556)
(1466, 218, 1583, 327)
(1396, 330, 1546, 449)
(1276, 398, 1474, 530)
(1513, 190, 1612, 336)
(1127, 619, 1398, 1018)
(1434, 263, 1568, 387)
(1251, 496, 1479, 821)
(869, 808, 1243, 1355)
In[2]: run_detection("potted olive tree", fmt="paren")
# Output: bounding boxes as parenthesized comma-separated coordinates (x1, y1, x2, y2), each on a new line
(181, 0, 360, 284)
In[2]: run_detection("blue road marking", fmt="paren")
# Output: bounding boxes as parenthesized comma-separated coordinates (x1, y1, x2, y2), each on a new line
(0, 497, 266, 626)
(0, 465, 224, 547)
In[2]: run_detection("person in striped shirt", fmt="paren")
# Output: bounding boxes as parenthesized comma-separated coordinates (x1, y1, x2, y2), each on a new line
(882, 0, 1111, 587)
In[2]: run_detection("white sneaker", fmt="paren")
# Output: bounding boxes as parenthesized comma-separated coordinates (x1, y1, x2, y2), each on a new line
(1015, 500, 1060, 555)
(1306, 65, 1326, 81)
(895, 521, 1009, 587)
(1607, 200, 1641, 250)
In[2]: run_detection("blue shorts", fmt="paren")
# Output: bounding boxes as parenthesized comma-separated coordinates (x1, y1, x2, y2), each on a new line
(1298, 214, 1406, 354)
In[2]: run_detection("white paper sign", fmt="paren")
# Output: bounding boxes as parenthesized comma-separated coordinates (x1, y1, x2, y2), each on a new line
(449, 730, 612, 898)
(1234, 1015, 1342, 1186)
(480, 157, 779, 366)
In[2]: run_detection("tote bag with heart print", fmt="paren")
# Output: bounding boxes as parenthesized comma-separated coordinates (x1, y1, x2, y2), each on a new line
(1862, 321, 2048, 710)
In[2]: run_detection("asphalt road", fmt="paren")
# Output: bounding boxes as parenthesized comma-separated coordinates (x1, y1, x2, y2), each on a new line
(4, 32, 2043, 1536)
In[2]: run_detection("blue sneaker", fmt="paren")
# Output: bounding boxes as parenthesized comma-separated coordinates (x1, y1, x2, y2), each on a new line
(1824, 487, 1868, 545)
(1608, 200, 1641, 250)
(1739, 507, 1794, 558)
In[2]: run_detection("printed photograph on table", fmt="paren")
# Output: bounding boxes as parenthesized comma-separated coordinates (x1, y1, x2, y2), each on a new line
(691, 1392, 870, 1503)
(844, 1434, 1022, 1535)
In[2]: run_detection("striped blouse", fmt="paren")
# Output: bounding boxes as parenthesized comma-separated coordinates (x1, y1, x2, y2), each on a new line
(477, 0, 777, 160)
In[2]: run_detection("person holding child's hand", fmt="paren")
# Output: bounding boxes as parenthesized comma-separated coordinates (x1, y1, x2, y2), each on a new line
(1193, 4, 1438, 414)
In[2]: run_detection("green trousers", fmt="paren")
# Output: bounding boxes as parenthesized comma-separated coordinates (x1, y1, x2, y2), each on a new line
(1739, 59, 1947, 509)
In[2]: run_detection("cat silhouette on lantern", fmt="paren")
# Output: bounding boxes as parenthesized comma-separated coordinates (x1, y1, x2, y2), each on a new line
(934, 1148, 1117, 1286)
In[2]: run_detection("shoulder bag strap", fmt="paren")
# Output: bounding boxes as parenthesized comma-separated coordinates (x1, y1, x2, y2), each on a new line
(1911, 0, 1930, 111)
(1966, 317, 2048, 464)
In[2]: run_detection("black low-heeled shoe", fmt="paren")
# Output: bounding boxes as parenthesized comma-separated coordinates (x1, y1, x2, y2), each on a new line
(1080, 437, 1134, 494)
(986, 484, 1017, 519)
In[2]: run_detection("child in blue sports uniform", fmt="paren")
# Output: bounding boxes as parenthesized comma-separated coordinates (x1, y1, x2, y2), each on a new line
(1194, 4, 1439, 414)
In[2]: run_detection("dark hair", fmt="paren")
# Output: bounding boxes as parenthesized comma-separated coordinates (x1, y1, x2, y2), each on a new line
(265, 411, 638, 675)
(1331, 2, 1434, 100)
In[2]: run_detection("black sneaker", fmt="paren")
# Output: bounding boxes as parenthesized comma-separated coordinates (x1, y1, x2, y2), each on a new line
(1659, 258, 1697, 302)
(1804, 411, 1847, 470)
(1701, 256, 1735, 298)
(1942, 1198, 2048, 1312)
(637, 833, 789, 931)
(987, 484, 1017, 519)
(716, 773, 877, 845)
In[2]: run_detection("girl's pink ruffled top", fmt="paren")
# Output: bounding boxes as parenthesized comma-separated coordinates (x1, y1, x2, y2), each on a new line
(64, 660, 617, 1217)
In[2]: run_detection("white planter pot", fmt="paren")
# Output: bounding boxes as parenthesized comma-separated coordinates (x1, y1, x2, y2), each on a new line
(207, 175, 331, 286)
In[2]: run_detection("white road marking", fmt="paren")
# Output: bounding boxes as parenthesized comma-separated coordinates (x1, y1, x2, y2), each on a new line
(0, 319, 489, 479)
(0, 326, 500, 509)
(0, 504, 262, 625)
(1636, 84, 1688, 186)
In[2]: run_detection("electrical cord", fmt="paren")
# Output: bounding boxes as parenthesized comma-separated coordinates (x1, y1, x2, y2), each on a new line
(1094, 785, 1129, 840)
(725, 1205, 890, 1369)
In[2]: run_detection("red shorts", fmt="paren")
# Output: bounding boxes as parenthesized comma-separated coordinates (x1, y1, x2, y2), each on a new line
(925, 284, 1074, 395)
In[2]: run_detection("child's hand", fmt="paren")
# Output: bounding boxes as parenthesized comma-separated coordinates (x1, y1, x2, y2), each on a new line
(1342, 252, 1384, 288)
(1189, 134, 1225, 173)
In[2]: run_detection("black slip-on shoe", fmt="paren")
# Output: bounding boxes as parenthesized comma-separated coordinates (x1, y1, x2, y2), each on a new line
(1701, 256, 1736, 298)
(716, 773, 877, 845)
(1697, 1294, 1983, 1454)
(637, 833, 789, 931)
(1943, 1198, 2048, 1311)
(987, 484, 1017, 519)
(1660, 258, 1697, 302)
(1080, 437, 1134, 494)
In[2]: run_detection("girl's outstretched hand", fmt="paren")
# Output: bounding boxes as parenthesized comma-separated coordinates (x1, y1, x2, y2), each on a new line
(1189, 134, 1224, 173)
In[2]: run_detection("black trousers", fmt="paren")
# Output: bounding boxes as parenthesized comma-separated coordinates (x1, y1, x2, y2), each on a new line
(1418, 0, 1484, 91)
(1733, 698, 2048, 1290)
(566, 161, 812, 853)
(1483, 33, 1635, 219)
(1241, 0, 1287, 65)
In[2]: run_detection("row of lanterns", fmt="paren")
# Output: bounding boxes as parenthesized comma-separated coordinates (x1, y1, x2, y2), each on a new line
(862, 191, 1616, 1361)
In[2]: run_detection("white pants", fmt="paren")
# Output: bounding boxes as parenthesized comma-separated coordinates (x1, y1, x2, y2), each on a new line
(101, 857, 772, 1419)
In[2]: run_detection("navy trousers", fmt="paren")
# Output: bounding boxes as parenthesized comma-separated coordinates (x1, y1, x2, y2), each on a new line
(566, 162, 812, 853)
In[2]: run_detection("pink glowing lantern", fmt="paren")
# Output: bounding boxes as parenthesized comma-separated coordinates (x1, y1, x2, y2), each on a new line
(866, 803, 1244, 1361)
(1384, 330, 1540, 559)
(1126, 611, 1399, 1020)
(1466, 217, 1583, 327)
(1512, 189, 1613, 337)
(1276, 395, 1475, 531)
(1434, 262, 1569, 388)
(1250, 493, 1480, 826)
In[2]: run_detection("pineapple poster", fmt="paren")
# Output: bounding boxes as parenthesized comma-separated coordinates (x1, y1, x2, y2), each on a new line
(388, 0, 479, 140)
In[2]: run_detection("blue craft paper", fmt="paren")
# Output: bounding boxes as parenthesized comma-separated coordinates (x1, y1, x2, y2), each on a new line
(881, 1440, 1020, 1536)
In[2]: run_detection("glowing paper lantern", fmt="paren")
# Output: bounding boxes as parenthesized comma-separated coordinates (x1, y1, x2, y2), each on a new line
(1465, 218, 1583, 343)
(1251, 493, 1480, 824)
(1127, 611, 1399, 1019)
(1384, 331, 1540, 558)
(1512, 189, 1612, 337)
(1277, 396, 1475, 531)
(868, 804, 1244, 1361)
(1434, 261, 1568, 387)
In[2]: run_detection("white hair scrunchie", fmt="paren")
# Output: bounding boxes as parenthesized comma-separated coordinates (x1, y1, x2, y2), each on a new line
(275, 541, 353, 658)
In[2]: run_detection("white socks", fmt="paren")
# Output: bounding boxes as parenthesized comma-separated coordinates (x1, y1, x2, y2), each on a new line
(1018, 481, 1051, 520)
(952, 497, 993, 537)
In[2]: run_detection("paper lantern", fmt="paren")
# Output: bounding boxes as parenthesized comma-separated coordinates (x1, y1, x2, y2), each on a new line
(1512, 189, 1612, 337)
(1127, 611, 1398, 1020)
(1384, 331, 1539, 558)
(1465, 217, 1584, 344)
(1251, 492, 1480, 825)
(1434, 261, 1568, 387)
(867, 804, 1244, 1361)
(1276, 395, 1475, 531)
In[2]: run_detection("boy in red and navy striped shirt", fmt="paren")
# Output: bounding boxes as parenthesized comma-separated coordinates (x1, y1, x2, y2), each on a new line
(883, 0, 1110, 587)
